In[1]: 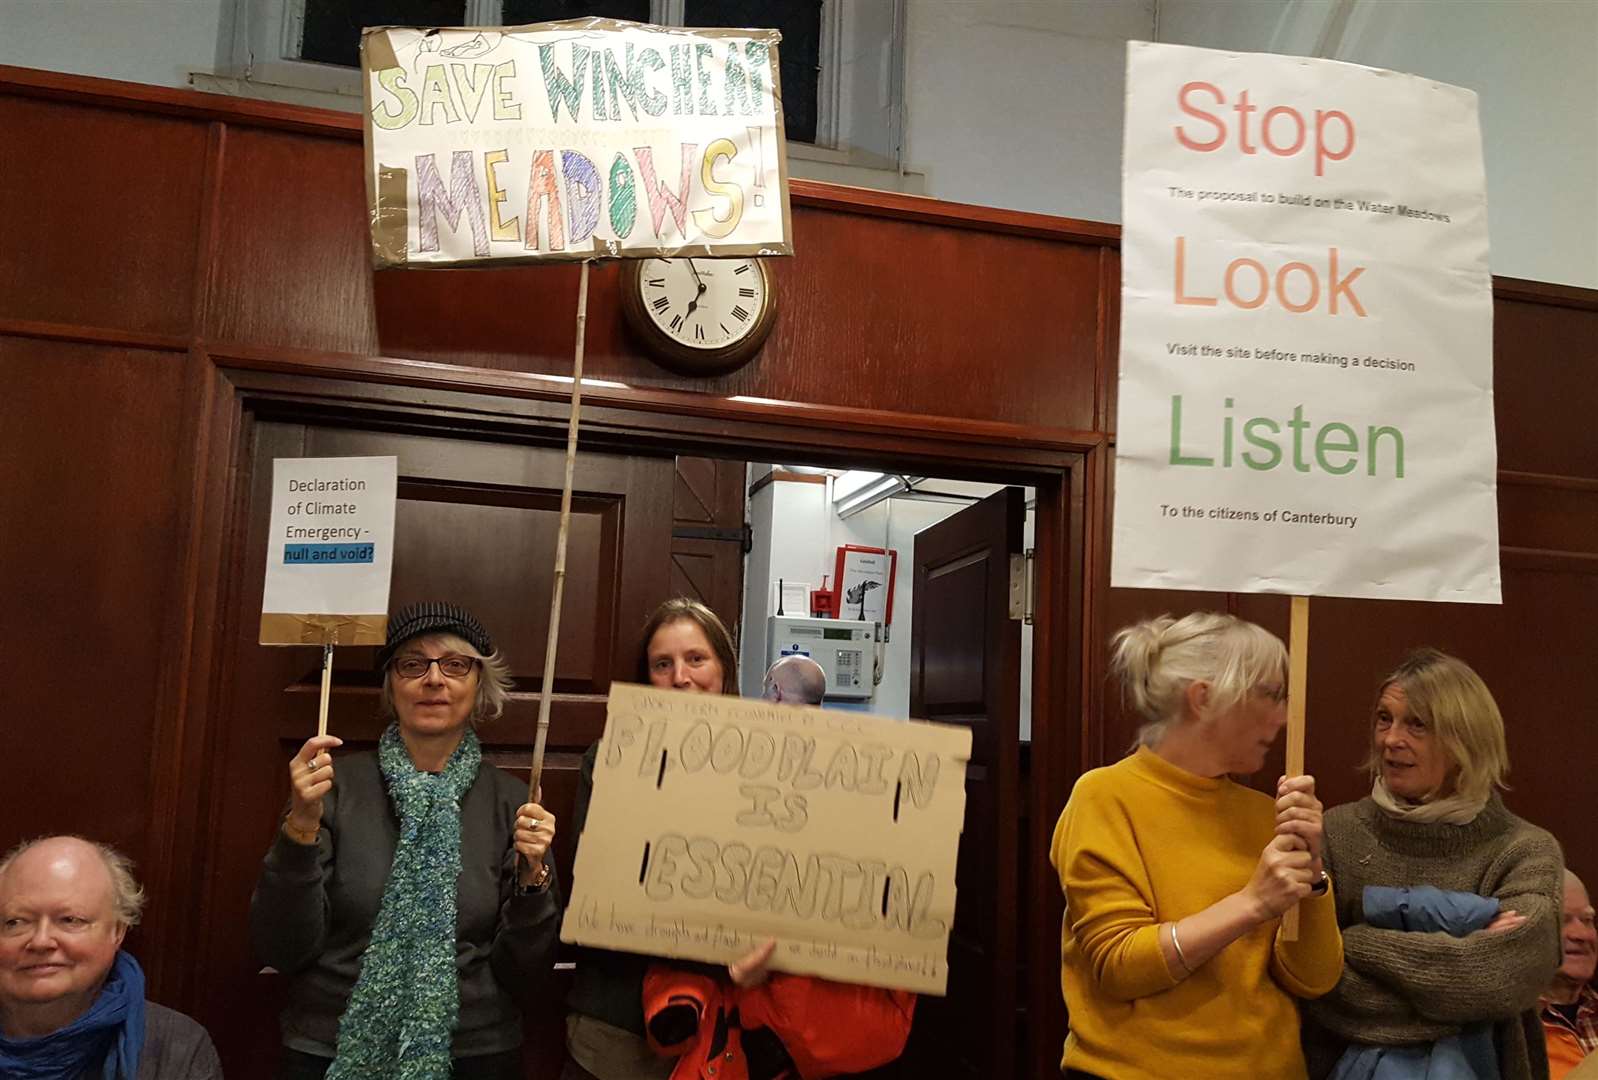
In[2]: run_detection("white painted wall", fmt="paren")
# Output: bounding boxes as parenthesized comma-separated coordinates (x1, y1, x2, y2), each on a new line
(0, 0, 1590, 285)
(738, 472, 836, 699)
(899, 0, 1597, 286)
(0, 0, 229, 89)
(902, 0, 1153, 229)
(742, 474, 1036, 737)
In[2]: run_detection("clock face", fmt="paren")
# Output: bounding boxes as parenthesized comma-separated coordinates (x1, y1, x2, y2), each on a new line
(637, 257, 767, 351)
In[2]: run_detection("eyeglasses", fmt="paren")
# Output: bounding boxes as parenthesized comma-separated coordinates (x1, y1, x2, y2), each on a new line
(391, 655, 479, 680)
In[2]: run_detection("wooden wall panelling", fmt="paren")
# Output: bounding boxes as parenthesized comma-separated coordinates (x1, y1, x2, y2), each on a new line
(0, 96, 206, 337)
(1497, 473, 1598, 554)
(186, 101, 1111, 428)
(212, 346, 1106, 477)
(372, 212, 1108, 428)
(137, 353, 249, 1001)
(1492, 290, 1598, 479)
(205, 127, 380, 355)
(1023, 451, 1089, 1079)
(1097, 248, 1119, 437)
(0, 337, 190, 867)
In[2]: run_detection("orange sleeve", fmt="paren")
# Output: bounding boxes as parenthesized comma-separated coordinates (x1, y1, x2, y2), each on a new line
(737, 974, 916, 1078)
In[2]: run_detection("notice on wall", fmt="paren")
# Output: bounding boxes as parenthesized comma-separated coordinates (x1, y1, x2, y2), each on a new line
(361, 19, 793, 268)
(561, 683, 971, 995)
(1112, 41, 1500, 603)
(260, 456, 398, 646)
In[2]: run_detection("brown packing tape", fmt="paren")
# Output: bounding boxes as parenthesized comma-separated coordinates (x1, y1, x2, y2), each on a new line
(361, 28, 400, 74)
(260, 613, 389, 647)
(373, 167, 410, 269)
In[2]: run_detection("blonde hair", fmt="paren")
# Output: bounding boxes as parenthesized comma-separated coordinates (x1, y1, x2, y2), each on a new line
(1110, 612, 1287, 749)
(0, 836, 146, 928)
(1364, 647, 1509, 801)
(380, 632, 513, 723)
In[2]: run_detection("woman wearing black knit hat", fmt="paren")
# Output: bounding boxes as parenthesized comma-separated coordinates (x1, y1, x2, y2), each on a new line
(250, 601, 563, 1080)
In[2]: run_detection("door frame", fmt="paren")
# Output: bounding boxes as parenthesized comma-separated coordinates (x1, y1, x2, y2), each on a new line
(151, 345, 1094, 1080)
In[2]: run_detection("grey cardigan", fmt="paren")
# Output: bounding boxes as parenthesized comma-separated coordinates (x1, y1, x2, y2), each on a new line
(1301, 795, 1562, 1080)
(249, 751, 562, 1059)
(70, 1002, 222, 1080)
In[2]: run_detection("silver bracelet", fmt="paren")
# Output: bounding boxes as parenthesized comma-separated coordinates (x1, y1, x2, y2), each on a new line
(1169, 921, 1194, 975)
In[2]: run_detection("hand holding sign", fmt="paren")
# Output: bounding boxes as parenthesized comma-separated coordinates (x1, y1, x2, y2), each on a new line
(1243, 835, 1319, 921)
(513, 797, 557, 886)
(728, 938, 777, 989)
(285, 734, 343, 838)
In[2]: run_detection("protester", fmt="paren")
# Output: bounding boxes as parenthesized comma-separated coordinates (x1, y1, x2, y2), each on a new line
(1541, 870, 1598, 1079)
(251, 601, 561, 1080)
(761, 655, 826, 706)
(564, 598, 914, 1080)
(1302, 648, 1563, 1080)
(1050, 611, 1342, 1080)
(0, 836, 221, 1079)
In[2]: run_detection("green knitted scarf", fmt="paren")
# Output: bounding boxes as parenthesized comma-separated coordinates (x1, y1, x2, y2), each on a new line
(328, 723, 481, 1080)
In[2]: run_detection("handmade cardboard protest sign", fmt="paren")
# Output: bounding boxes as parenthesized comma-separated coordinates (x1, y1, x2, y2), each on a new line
(259, 457, 398, 646)
(561, 683, 971, 995)
(361, 19, 793, 267)
(1112, 42, 1500, 603)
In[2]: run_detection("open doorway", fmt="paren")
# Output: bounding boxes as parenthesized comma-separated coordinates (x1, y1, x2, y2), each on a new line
(679, 458, 1041, 1079)
(192, 366, 1087, 1080)
(737, 465, 1035, 738)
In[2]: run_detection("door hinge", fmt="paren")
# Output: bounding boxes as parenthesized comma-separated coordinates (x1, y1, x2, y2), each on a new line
(1008, 550, 1036, 624)
(672, 523, 754, 554)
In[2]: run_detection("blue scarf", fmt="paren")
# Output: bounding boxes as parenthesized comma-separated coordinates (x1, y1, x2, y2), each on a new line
(327, 724, 481, 1080)
(0, 950, 146, 1080)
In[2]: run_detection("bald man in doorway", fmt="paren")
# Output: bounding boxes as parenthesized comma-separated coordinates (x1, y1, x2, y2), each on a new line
(762, 655, 827, 706)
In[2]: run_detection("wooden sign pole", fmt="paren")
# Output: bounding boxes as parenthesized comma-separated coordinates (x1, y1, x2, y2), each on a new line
(528, 258, 593, 804)
(1281, 594, 1310, 940)
(317, 641, 334, 738)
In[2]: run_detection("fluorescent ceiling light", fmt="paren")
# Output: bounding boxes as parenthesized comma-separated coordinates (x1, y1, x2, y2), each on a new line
(834, 472, 920, 519)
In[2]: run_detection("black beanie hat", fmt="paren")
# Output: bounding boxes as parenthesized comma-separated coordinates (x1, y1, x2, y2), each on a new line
(377, 601, 494, 670)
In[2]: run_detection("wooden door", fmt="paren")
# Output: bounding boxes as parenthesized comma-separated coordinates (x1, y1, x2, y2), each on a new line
(670, 456, 748, 652)
(902, 488, 1025, 1078)
(193, 418, 673, 1079)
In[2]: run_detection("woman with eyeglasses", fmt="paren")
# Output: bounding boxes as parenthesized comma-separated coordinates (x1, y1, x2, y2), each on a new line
(251, 601, 561, 1080)
(1049, 611, 1343, 1080)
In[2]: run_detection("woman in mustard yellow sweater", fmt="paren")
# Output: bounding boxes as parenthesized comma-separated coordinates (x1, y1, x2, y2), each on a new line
(1050, 612, 1344, 1080)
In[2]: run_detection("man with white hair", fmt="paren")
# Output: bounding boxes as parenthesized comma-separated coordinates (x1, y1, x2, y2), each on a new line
(0, 836, 221, 1078)
(762, 654, 827, 706)
(1542, 869, 1598, 1079)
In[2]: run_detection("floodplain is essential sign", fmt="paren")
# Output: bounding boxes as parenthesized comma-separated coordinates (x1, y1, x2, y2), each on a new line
(1112, 42, 1500, 603)
(561, 683, 971, 995)
(361, 19, 792, 267)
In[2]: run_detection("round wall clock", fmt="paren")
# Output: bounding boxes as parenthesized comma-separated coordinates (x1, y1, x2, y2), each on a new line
(620, 256, 777, 375)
